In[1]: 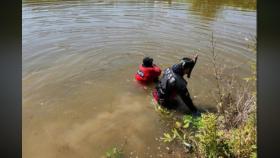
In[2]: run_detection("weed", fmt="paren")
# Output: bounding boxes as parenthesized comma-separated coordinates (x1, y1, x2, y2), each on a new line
(105, 147, 124, 158)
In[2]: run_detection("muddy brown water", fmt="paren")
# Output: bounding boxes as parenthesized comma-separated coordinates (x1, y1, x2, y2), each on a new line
(23, 0, 256, 157)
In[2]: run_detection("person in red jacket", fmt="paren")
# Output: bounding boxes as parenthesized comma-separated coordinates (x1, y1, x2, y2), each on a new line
(135, 57, 162, 84)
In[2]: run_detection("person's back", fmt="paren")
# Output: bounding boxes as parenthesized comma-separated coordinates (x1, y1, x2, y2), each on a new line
(153, 64, 188, 107)
(135, 57, 161, 83)
(153, 55, 199, 114)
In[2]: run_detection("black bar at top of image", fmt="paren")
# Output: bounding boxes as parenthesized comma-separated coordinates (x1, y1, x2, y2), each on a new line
(257, 0, 280, 157)
(0, 1, 22, 158)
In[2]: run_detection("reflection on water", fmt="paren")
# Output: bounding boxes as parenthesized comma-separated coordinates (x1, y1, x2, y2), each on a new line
(159, 0, 256, 18)
(188, 0, 256, 18)
(23, 0, 256, 157)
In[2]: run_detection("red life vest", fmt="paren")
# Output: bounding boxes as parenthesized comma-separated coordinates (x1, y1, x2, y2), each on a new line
(135, 65, 161, 83)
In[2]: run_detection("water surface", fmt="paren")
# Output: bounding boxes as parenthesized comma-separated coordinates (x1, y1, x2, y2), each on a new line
(23, 0, 256, 157)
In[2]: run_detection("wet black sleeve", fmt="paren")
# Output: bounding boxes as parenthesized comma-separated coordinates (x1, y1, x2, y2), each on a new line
(179, 87, 198, 112)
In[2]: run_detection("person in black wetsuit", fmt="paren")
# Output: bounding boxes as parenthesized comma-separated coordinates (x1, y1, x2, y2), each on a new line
(152, 54, 199, 114)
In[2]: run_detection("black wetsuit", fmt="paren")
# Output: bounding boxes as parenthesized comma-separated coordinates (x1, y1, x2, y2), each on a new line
(155, 64, 198, 112)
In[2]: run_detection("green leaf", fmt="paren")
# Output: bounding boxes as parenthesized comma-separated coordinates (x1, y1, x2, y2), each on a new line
(175, 121, 182, 128)
(160, 132, 175, 143)
(183, 122, 190, 128)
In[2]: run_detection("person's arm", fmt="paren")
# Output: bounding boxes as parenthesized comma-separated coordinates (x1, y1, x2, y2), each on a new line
(152, 65, 162, 82)
(178, 87, 198, 113)
(153, 64, 162, 76)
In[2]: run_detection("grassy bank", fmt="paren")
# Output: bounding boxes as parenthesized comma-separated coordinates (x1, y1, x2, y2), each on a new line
(105, 34, 256, 158)
(158, 34, 256, 158)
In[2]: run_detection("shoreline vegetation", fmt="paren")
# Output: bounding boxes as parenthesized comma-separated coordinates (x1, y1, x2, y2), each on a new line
(156, 33, 256, 158)
(105, 33, 256, 158)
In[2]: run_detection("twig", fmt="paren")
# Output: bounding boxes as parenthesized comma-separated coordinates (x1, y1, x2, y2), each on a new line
(210, 32, 223, 112)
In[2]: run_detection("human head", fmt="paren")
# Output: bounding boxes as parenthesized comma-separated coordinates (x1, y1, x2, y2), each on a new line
(142, 57, 153, 67)
(180, 57, 196, 78)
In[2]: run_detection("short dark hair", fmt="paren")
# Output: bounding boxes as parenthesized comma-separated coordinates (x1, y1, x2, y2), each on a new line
(142, 57, 153, 67)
